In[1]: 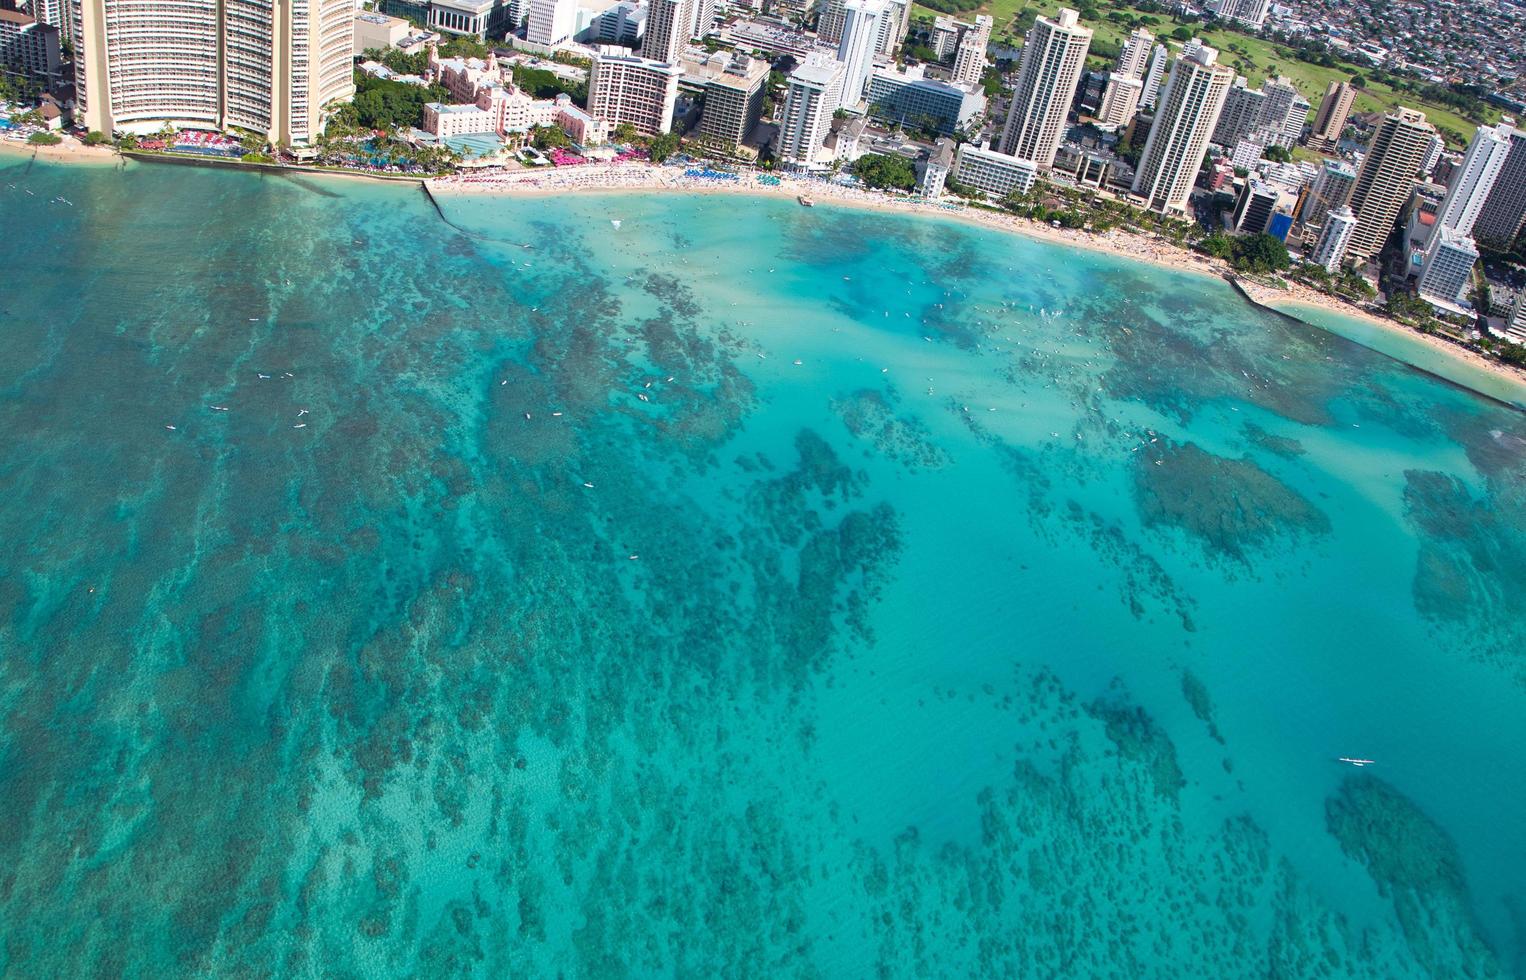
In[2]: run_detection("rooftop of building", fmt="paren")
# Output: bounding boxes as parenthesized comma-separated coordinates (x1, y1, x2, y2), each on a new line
(790, 55, 843, 87)
(427, 102, 491, 114)
(1432, 225, 1481, 255)
(594, 49, 683, 71)
(431, 0, 498, 12)
(870, 64, 976, 95)
(708, 54, 770, 90)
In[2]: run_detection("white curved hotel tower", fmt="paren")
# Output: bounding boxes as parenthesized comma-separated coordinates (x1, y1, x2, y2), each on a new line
(72, 0, 354, 144)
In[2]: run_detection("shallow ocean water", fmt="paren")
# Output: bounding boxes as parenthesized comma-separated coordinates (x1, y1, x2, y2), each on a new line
(1, 155, 1524, 978)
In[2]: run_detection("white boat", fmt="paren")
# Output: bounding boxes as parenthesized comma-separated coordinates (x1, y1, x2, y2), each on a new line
(610, 219, 622, 229)
(1337, 757, 1376, 767)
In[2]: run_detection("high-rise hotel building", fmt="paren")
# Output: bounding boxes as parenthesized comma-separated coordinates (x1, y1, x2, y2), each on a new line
(1344, 108, 1435, 262)
(1310, 207, 1357, 272)
(642, 0, 691, 65)
(587, 49, 682, 135)
(72, 0, 353, 143)
(777, 52, 845, 168)
(1114, 27, 1153, 80)
(1306, 80, 1355, 152)
(1472, 123, 1526, 249)
(1131, 46, 1234, 214)
(836, 0, 885, 109)
(1434, 121, 1514, 238)
(998, 7, 1091, 168)
(949, 14, 991, 87)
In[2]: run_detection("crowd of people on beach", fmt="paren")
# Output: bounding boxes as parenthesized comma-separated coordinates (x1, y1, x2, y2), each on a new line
(429, 162, 968, 214)
(427, 163, 1217, 277)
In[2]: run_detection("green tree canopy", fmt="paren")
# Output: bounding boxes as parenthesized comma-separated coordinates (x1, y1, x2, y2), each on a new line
(648, 132, 681, 163)
(531, 125, 570, 150)
(851, 153, 917, 191)
(342, 73, 450, 131)
(363, 46, 429, 75)
(511, 65, 586, 106)
(1230, 233, 1291, 273)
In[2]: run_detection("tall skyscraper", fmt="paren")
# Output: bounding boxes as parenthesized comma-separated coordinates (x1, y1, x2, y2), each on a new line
(696, 52, 768, 151)
(1506, 289, 1526, 344)
(778, 52, 845, 167)
(1301, 159, 1356, 227)
(1096, 74, 1143, 131)
(29, 0, 70, 43)
(1131, 45, 1235, 213)
(526, 0, 577, 45)
(1420, 132, 1444, 177)
(1473, 124, 1526, 249)
(816, 0, 847, 45)
(1231, 178, 1280, 234)
(1307, 80, 1355, 152)
(1417, 227, 1480, 306)
(1282, 95, 1310, 145)
(836, 0, 885, 109)
(643, 0, 692, 64)
(690, 0, 716, 38)
(949, 14, 991, 87)
(72, 0, 352, 143)
(1435, 122, 1514, 238)
(875, 0, 909, 55)
(998, 7, 1091, 167)
(1344, 108, 1435, 262)
(1310, 207, 1358, 272)
(1211, 82, 1266, 147)
(1207, 0, 1269, 29)
(1257, 75, 1305, 146)
(1138, 43, 1168, 109)
(1114, 27, 1153, 80)
(588, 50, 682, 134)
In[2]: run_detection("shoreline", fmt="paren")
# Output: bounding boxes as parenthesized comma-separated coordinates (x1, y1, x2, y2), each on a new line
(0, 135, 119, 167)
(118, 149, 431, 184)
(1236, 279, 1526, 407)
(0, 135, 433, 185)
(11, 142, 1523, 404)
(428, 165, 1232, 284)
(431, 164, 1526, 401)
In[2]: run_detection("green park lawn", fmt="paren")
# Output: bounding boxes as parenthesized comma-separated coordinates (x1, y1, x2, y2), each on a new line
(914, 0, 1496, 147)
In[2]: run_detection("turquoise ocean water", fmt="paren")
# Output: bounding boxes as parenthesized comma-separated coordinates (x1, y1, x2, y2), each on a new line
(2, 155, 1524, 977)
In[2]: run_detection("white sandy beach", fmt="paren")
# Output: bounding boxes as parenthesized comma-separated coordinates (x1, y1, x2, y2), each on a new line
(0, 135, 118, 165)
